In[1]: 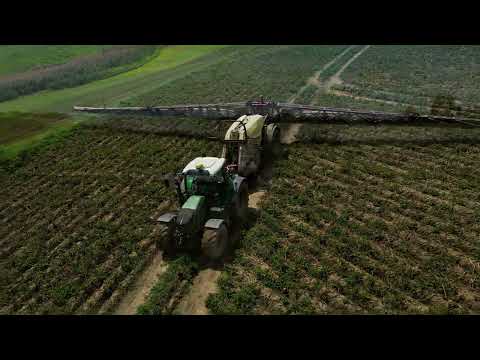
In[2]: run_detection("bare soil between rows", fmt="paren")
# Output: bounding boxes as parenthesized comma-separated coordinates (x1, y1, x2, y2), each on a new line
(114, 253, 168, 315)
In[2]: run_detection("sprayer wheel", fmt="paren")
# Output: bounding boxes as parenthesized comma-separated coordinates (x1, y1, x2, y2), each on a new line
(235, 182, 249, 224)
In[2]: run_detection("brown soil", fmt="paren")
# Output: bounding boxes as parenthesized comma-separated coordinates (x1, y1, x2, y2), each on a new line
(174, 269, 221, 315)
(114, 252, 168, 315)
(249, 190, 267, 209)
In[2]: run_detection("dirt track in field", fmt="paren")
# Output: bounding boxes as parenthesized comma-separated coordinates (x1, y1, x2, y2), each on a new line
(289, 46, 355, 103)
(175, 268, 221, 315)
(114, 252, 168, 315)
(322, 45, 371, 93)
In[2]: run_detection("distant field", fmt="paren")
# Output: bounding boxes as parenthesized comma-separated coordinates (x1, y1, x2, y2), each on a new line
(0, 46, 159, 104)
(310, 45, 480, 117)
(129, 45, 349, 105)
(0, 112, 80, 161)
(0, 112, 69, 145)
(0, 46, 111, 77)
(0, 45, 229, 113)
(339, 45, 480, 106)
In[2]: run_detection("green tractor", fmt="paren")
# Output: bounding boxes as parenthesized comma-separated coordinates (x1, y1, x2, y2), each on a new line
(157, 156, 249, 261)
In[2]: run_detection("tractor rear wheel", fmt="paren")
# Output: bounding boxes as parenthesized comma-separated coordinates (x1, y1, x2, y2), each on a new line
(201, 224, 229, 261)
(269, 127, 282, 157)
(234, 182, 249, 225)
(157, 223, 176, 257)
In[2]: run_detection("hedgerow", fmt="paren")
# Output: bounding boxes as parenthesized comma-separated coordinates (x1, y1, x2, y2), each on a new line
(0, 46, 158, 103)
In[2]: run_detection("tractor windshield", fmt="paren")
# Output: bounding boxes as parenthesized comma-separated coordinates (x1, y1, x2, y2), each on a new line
(182, 169, 224, 198)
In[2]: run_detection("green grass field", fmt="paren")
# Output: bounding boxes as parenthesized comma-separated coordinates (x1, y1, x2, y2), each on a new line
(0, 112, 69, 145)
(0, 113, 82, 161)
(0, 46, 111, 77)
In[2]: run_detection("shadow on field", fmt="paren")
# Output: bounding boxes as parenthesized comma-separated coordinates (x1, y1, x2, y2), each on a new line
(297, 124, 480, 147)
(302, 137, 480, 146)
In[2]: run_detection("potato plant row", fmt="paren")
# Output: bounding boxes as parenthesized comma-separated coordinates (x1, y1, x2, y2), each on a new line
(207, 141, 480, 314)
(0, 126, 221, 314)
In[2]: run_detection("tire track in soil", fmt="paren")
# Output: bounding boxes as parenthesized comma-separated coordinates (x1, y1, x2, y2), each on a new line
(114, 252, 169, 315)
(284, 45, 363, 145)
(321, 45, 371, 93)
(174, 268, 221, 315)
(288, 46, 355, 103)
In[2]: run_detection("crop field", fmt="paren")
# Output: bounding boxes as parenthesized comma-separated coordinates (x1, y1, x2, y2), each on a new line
(127, 45, 349, 105)
(337, 45, 480, 105)
(207, 136, 480, 314)
(0, 127, 220, 314)
(312, 45, 480, 117)
(1, 45, 480, 314)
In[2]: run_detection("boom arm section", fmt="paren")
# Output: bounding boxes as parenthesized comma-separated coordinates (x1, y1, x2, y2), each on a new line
(74, 100, 480, 127)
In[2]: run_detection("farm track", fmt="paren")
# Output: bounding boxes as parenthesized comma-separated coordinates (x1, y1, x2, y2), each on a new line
(297, 45, 371, 106)
(114, 251, 169, 315)
(289, 45, 355, 103)
(322, 45, 371, 93)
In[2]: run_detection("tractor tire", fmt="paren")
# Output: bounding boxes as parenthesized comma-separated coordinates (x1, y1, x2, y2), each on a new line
(268, 127, 282, 157)
(157, 222, 176, 257)
(234, 182, 249, 224)
(201, 224, 229, 261)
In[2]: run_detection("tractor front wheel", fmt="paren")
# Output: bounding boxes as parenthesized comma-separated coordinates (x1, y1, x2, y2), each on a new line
(201, 224, 229, 261)
(157, 223, 176, 257)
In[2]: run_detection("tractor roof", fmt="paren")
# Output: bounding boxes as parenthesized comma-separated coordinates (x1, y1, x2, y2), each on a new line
(182, 157, 225, 176)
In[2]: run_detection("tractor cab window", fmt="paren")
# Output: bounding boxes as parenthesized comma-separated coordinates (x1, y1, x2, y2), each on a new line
(181, 169, 225, 198)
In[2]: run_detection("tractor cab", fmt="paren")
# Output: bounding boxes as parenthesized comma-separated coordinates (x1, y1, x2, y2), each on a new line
(178, 157, 233, 205)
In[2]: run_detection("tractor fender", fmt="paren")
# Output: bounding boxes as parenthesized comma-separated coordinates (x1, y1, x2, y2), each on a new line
(232, 175, 247, 193)
(265, 123, 280, 144)
(157, 212, 177, 224)
(204, 218, 225, 230)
